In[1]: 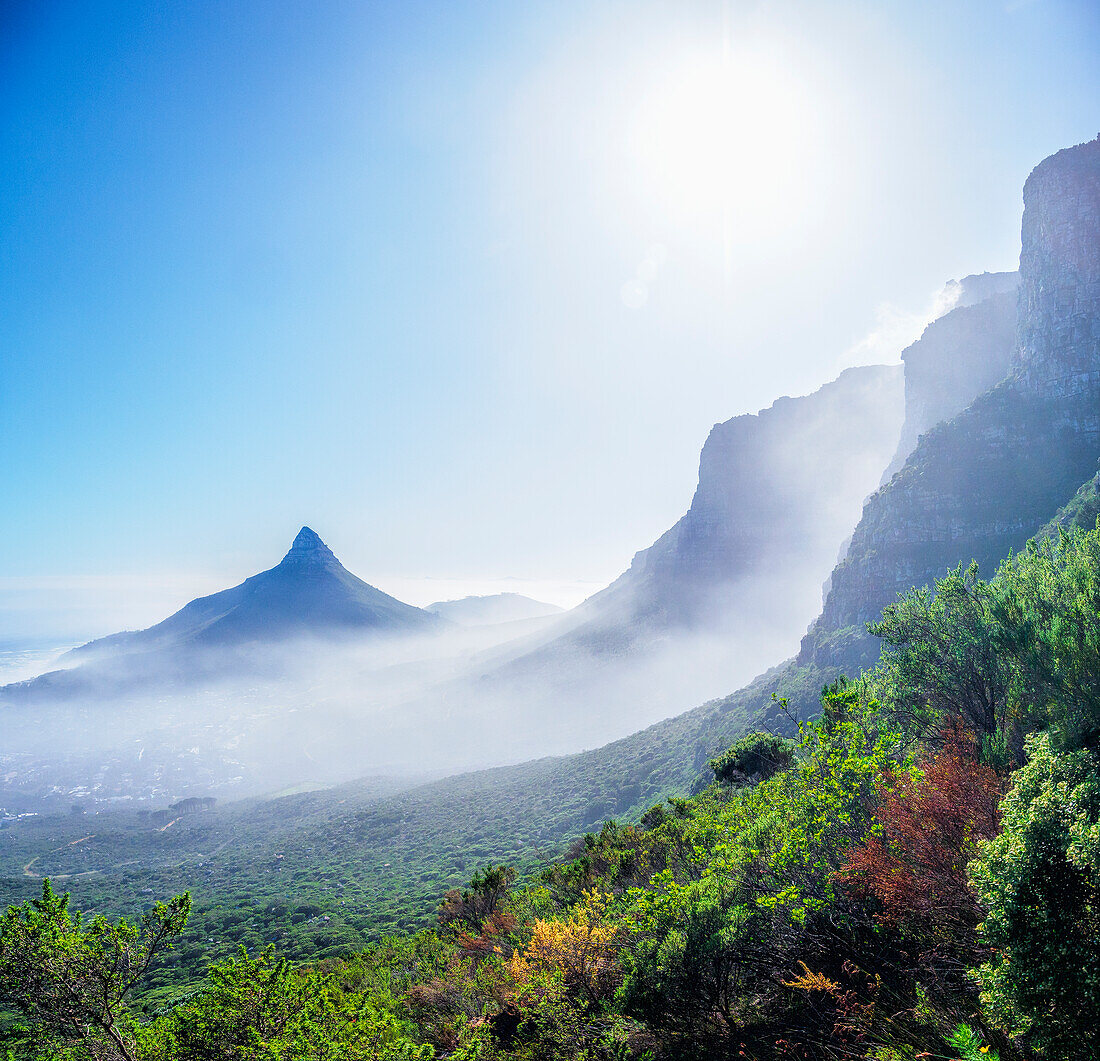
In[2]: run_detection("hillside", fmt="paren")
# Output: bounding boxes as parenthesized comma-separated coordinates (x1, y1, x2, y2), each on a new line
(228, 363, 909, 780)
(7, 518, 1100, 1058)
(1041, 468, 1100, 536)
(384, 365, 905, 768)
(5, 483, 1096, 990)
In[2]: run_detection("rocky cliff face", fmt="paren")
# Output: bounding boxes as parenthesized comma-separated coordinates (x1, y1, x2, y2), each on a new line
(1016, 138, 1100, 403)
(588, 363, 904, 633)
(799, 136, 1100, 674)
(882, 278, 1017, 482)
(952, 270, 1020, 309)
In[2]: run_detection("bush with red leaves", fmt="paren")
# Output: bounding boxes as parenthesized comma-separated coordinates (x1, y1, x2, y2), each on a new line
(837, 730, 1003, 944)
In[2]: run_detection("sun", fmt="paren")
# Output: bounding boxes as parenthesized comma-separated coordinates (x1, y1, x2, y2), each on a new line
(628, 48, 812, 245)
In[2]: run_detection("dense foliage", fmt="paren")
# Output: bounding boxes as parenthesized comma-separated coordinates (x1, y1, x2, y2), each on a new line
(970, 733, 1100, 1057)
(5, 522, 1100, 1058)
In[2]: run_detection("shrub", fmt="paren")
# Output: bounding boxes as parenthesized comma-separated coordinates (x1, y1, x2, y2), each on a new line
(970, 732, 1100, 1056)
(709, 731, 796, 786)
(838, 729, 1002, 947)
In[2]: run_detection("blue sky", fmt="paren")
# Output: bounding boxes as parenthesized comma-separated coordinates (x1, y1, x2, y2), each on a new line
(2, 0, 1099, 639)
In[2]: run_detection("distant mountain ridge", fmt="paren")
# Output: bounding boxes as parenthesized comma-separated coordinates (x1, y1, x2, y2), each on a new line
(4, 528, 442, 700)
(491, 363, 904, 674)
(426, 594, 563, 626)
(354, 364, 907, 775)
(72, 527, 441, 659)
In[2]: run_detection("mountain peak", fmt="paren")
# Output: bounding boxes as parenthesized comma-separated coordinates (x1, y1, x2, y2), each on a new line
(292, 525, 324, 549)
(280, 526, 339, 568)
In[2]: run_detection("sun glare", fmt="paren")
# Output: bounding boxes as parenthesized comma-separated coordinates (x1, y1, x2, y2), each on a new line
(629, 50, 813, 245)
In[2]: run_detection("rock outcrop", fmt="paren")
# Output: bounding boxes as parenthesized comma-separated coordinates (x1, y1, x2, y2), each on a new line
(952, 270, 1020, 309)
(882, 277, 1017, 482)
(1017, 139, 1100, 395)
(799, 136, 1100, 676)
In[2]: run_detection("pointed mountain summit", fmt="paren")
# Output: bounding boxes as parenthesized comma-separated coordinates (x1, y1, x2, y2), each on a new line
(279, 526, 341, 570)
(60, 528, 443, 664)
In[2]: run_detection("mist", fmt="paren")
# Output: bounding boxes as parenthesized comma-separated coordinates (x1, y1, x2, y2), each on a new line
(0, 355, 906, 813)
(0, 594, 801, 811)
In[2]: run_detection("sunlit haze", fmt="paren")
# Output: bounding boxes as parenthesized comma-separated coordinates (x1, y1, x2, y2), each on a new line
(2, 0, 1098, 641)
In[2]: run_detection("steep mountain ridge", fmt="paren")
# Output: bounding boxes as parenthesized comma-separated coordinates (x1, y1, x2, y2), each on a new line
(494, 364, 903, 673)
(799, 135, 1100, 679)
(356, 365, 906, 770)
(186, 185, 1100, 921)
(597, 364, 904, 629)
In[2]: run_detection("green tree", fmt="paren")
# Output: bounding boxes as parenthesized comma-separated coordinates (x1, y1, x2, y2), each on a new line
(708, 731, 796, 786)
(970, 732, 1100, 1056)
(0, 880, 189, 1061)
(619, 682, 902, 1047)
(871, 524, 1100, 761)
(870, 562, 1013, 750)
(136, 947, 433, 1060)
(437, 864, 516, 935)
(993, 527, 1100, 752)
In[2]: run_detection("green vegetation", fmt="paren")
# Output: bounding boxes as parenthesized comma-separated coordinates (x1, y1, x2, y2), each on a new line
(1040, 471, 1100, 537)
(707, 730, 796, 785)
(0, 882, 189, 1059)
(971, 732, 1100, 1057)
(4, 521, 1100, 1058)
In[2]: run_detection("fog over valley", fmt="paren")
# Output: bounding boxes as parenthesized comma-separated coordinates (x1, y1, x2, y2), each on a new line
(2, 354, 906, 805)
(0, 284, 1033, 804)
